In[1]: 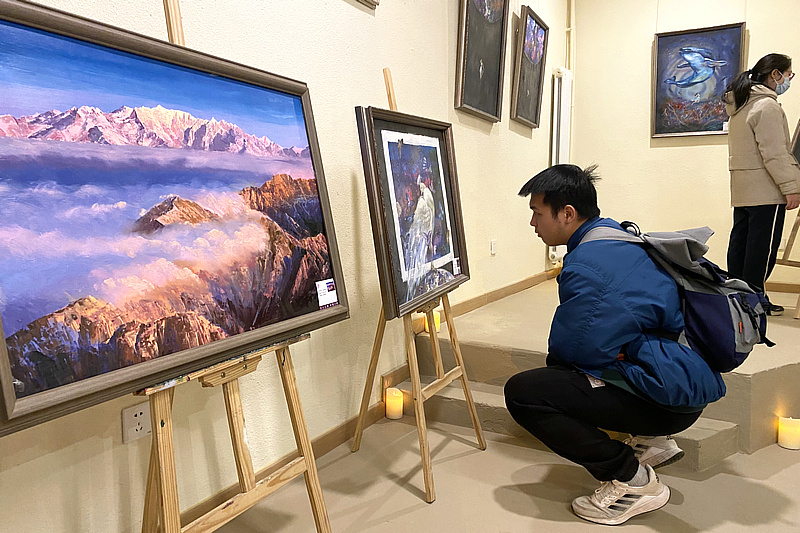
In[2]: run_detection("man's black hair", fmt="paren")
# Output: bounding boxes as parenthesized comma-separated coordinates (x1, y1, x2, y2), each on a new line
(518, 164, 601, 219)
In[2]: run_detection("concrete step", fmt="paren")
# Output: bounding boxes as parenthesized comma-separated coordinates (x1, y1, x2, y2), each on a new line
(392, 378, 740, 472)
(414, 324, 799, 455)
(414, 328, 546, 387)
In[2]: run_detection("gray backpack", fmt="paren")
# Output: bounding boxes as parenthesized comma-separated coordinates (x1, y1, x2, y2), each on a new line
(580, 222, 774, 372)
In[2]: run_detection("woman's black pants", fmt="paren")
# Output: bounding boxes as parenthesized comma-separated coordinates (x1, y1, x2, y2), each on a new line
(504, 366, 702, 482)
(727, 204, 785, 292)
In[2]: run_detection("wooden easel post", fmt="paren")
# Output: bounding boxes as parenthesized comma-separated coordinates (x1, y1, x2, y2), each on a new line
(139, 336, 332, 533)
(774, 210, 800, 319)
(350, 68, 486, 503)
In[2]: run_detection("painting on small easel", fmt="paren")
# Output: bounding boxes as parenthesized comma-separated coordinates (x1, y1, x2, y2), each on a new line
(356, 108, 470, 320)
(0, 1, 348, 435)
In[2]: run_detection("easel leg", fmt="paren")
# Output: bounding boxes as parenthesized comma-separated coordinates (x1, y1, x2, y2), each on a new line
(147, 388, 181, 533)
(426, 310, 445, 379)
(404, 314, 435, 503)
(142, 387, 174, 533)
(276, 347, 332, 533)
(442, 294, 486, 450)
(352, 306, 387, 452)
(223, 379, 256, 492)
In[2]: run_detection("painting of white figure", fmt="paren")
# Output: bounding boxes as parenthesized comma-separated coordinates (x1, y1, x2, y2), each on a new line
(381, 131, 457, 307)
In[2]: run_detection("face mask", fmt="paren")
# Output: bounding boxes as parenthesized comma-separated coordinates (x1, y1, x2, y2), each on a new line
(776, 74, 792, 95)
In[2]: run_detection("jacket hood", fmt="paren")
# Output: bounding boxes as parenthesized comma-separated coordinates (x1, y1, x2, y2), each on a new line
(724, 84, 777, 116)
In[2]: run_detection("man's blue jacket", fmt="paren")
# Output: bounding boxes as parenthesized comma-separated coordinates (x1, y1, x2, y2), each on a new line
(548, 216, 726, 410)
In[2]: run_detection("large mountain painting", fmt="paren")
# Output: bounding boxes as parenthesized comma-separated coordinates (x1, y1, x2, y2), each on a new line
(0, 18, 341, 401)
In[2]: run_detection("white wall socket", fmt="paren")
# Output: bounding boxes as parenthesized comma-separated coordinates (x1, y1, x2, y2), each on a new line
(122, 401, 152, 443)
(490, 239, 497, 255)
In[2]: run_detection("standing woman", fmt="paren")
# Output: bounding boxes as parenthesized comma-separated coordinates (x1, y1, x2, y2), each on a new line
(724, 53, 800, 315)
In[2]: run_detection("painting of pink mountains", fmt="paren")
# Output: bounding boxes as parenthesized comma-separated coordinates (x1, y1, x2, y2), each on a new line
(0, 17, 341, 400)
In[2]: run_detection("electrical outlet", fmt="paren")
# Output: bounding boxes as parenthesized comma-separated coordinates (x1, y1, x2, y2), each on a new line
(490, 239, 497, 255)
(122, 401, 152, 443)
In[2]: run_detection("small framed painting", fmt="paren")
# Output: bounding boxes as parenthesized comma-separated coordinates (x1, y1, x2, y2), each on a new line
(510, 6, 549, 128)
(355, 107, 470, 319)
(653, 22, 745, 137)
(455, 0, 511, 123)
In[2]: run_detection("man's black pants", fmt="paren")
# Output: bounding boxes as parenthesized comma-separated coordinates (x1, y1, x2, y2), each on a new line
(727, 204, 785, 292)
(504, 366, 702, 482)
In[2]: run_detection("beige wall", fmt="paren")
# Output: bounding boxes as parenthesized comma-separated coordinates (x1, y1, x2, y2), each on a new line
(572, 0, 800, 267)
(0, 1, 567, 531)
(4, 1, 799, 530)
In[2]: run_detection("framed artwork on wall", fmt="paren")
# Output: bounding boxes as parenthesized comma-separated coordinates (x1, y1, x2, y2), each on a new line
(455, 0, 511, 122)
(355, 107, 470, 320)
(0, 0, 349, 436)
(355, 0, 379, 8)
(792, 119, 800, 165)
(510, 5, 549, 128)
(652, 22, 745, 137)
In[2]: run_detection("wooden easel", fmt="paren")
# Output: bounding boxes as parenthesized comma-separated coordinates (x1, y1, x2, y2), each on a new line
(350, 68, 486, 504)
(137, 5, 331, 532)
(138, 335, 332, 533)
(775, 210, 800, 319)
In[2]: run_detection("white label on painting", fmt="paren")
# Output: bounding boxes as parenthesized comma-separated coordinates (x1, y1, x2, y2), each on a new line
(722, 121, 729, 132)
(316, 278, 339, 309)
(453, 258, 460, 275)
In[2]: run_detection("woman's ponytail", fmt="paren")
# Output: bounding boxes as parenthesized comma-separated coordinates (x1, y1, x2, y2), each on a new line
(726, 53, 792, 110)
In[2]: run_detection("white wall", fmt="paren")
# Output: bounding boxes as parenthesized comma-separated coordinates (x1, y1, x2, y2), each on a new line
(572, 0, 800, 267)
(0, 1, 566, 531)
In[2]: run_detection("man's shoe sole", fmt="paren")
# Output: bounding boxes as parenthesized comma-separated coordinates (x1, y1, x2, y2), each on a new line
(649, 450, 685, 469)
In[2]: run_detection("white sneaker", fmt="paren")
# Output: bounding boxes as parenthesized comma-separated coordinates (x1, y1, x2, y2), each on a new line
(571, 465, 670, 525)
(625, 435, 685, 469)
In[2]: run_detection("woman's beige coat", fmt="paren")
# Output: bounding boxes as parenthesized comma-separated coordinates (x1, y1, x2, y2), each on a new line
(724, 84, 800, 207)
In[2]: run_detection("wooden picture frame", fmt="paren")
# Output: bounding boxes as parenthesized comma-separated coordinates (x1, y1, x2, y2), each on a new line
(510, 5, 549, 128)
(356, 0, 379, 8)
(0, 0, 349, 436)
(652, 22, 746, 137)
(455, 0, 511, 123)
(355, 107, 470, 320)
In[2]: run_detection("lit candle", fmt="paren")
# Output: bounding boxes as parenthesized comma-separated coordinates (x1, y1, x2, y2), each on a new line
(385, 387, 404, 419)
(778, 417, 800, 449)
(424, 310, 441, 333)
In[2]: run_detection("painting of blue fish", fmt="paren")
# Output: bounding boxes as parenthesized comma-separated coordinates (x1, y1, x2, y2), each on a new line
(0, 2, 348, 434)
(653, 23, 744, 137)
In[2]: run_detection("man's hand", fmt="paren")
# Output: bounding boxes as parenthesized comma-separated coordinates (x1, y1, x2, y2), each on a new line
(786, 194, 800, 210)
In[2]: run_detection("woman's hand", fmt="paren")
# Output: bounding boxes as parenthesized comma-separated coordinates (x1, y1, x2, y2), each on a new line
(786, 194, 800, 210)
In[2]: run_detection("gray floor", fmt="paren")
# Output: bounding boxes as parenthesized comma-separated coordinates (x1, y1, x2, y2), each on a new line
(219, 281, 800, 532)
(219, 418, 800, 532)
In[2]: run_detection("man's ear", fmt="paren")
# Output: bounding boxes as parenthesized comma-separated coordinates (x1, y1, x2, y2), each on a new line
(563, 204, 577, 223)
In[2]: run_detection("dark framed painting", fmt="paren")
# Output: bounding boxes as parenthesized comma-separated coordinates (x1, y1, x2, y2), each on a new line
(455, 0, 511, 123)
(355, 107, 470, 320)
(653, 22, 745, 137)
(0, 0, 349, 436)
(510, 6, 549, 128)
(792, 119, 800, 165)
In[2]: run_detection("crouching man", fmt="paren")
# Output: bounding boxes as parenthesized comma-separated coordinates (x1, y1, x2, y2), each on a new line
(504, 164, 725, 525)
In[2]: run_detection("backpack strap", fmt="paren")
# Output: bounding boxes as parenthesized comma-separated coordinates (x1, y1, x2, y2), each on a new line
(579, 225, 643, 246)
